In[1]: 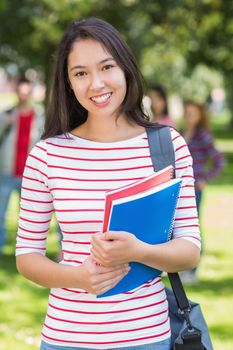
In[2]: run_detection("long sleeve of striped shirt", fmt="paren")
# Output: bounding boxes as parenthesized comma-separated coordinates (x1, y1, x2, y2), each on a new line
(16, 143, 54, 255)
(16, 128, 200, 349)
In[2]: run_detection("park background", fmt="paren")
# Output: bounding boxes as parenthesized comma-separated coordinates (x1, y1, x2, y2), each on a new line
(0, 1, 232, 349)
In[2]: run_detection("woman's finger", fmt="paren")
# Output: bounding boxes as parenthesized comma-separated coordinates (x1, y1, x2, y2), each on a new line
(96, 268, 130, 295)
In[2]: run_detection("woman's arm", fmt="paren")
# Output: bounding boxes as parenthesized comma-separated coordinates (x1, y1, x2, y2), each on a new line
(16, 142, 130, 295)
(135, 236, 200, 271)
(16, 253, 79, 288)
(91, 231, 200, 272)
(16, 253, 130, 295)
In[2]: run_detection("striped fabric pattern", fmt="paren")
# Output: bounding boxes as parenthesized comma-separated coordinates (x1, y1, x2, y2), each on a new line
(186, 128, 225, 184)
(16, 128, 200, 348)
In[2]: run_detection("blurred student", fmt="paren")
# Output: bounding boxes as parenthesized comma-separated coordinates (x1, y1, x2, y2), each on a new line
(0, 78, 44, 253)
(147, 85, 176, 128)
(183, 100, 225, 213)
(181, 100, 225, 284)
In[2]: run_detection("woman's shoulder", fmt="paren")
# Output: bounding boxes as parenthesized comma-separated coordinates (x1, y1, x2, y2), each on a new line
(38, 133, 74, 146)
(30, 134, 70, 154)
(170, 127, 186, 144)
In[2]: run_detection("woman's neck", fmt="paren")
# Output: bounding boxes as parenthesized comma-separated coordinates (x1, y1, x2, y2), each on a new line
(18, 101, 33, 114)
(71, 114, 145, 142)
(183, 126, 196, 142)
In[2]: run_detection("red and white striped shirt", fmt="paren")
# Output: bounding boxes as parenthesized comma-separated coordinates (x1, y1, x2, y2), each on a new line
(16, 128, 201, 348)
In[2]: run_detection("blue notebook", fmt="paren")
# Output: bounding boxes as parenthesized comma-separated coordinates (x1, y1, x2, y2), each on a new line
(98, 178, 182, 298)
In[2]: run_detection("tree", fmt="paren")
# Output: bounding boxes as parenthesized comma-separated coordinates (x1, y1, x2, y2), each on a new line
(0, 0, 232, 125)
(180, 0, 233, 125)
(0, 0, 185, 81)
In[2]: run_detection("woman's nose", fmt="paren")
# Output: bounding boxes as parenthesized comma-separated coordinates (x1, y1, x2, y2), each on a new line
(90, 73, 105, 90)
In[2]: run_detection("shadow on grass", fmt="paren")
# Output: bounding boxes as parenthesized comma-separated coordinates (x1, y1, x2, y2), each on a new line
(0, 253, 51, 298)
(0, 253, 17, 273)
(208, 151, 233, 186)
(164, 275, 233, 296)
(0, 254, 49, 327)
(183, 277, 233, 295)
(213, 128, 233, 140)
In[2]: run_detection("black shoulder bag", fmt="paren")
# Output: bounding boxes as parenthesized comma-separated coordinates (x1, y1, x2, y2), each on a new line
(146, 126, 213, 350)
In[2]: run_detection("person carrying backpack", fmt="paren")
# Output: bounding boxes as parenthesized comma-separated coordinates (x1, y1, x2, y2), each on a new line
(15, 18, 201, 350)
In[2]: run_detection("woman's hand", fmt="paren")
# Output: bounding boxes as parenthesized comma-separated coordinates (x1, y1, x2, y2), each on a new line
(90, 231, 141, 267)
(80, 256, 130, 295)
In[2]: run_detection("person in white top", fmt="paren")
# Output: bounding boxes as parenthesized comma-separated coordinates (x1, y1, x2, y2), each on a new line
(16, 18, 201, 350)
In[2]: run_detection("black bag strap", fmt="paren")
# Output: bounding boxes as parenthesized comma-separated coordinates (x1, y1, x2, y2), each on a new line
(146, 126, 191, 313)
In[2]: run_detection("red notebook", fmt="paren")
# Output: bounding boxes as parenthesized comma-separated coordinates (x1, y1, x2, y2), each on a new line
(102, 165, 174, 232)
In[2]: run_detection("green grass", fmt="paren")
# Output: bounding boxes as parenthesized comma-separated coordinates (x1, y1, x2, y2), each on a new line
(1, 191, 233, 349)
(0, 194, 60, 349)
(0, 119, 233, 349)
(192, 185, 233, 349)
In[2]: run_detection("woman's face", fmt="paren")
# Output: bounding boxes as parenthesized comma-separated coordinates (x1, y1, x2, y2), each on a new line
(148, 90, 166, 116)
(184, 104, 201, 128)
(17, 82, 32, 103)
(67, 38, 127, 120)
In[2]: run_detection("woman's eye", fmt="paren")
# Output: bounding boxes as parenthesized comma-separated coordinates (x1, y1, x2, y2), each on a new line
(103, 64, 114, 71)
(75, 71, 86, 77)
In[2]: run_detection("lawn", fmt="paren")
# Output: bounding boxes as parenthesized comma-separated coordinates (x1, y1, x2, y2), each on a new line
(0, 116, 233, 350)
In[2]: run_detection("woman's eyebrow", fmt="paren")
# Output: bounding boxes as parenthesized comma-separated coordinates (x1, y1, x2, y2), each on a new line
(70, 57, 115, 71)
(100, 57, 115, 64)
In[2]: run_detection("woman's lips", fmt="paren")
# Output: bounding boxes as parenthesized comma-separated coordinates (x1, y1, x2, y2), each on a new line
(90, 92, 112, 105)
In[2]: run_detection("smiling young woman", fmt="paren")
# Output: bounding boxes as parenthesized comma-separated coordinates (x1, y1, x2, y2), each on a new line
(15, 18, 201, 350)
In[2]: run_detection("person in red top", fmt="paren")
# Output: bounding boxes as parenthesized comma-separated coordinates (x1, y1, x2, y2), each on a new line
(0, 78, 44, 252)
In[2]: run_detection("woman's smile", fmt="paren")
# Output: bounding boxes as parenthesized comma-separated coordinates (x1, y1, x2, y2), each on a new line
(90, 92, 112, 106)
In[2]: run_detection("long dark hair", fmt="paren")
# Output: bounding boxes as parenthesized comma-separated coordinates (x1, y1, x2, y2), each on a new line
(43, 17, 160, 139)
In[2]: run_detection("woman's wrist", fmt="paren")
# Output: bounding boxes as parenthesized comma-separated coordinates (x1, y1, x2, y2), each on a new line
(16, 253, 86, 289)
(57, 262, 89, 290)
(133, 240, 151, 264)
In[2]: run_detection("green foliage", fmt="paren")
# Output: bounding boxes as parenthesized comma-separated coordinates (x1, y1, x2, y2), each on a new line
(0, 0, 232, 121)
